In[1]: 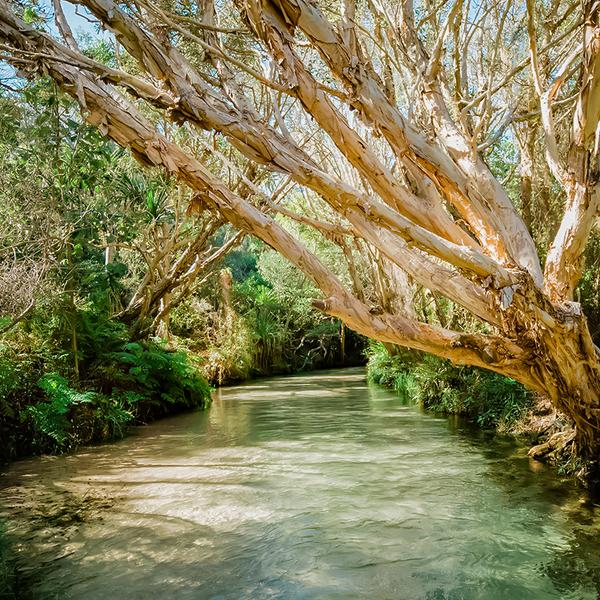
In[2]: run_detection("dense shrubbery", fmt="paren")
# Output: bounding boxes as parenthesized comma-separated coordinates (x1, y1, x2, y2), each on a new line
(171, 245, 365, 385)
(0, 81, 363, 463)
(0, 239, 357, 462)
(0, 320, 211, 462)
(367, 342, 532, 430)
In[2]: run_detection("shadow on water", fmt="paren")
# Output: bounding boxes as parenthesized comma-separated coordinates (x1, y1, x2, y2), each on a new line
(1, 368, 600, 599)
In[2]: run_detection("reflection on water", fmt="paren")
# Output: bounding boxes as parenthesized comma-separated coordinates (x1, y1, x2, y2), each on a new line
(1, 368, 599, 599)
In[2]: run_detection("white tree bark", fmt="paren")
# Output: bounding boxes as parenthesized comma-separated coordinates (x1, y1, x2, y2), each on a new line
(0, 0, 599, 457)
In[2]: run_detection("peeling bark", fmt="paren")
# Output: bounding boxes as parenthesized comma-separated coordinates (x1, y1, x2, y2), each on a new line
(0, 0, 599, 460)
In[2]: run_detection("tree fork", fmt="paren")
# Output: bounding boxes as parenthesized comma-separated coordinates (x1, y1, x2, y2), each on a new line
(0, 0, 599, 466)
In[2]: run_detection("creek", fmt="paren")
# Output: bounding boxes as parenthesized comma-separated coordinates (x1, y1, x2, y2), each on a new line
(1, 368, 599, 599)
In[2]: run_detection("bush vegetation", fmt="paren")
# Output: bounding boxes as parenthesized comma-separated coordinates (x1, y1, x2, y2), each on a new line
(367, 342, 533, 431)
(0, 78, 363, 463)
(0, 320, 212, 461)
(2, 32, 599, 468)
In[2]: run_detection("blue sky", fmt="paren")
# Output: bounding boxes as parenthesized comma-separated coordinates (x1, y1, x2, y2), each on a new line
(46, 1, 109, 40)
(62, 2, 101, 36)
(0, 2, 109, 87)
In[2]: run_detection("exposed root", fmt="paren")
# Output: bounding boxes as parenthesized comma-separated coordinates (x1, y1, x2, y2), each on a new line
(528, 428, 576, 461)
(528, 426, 600, 491)
(510, 393, 562, 436)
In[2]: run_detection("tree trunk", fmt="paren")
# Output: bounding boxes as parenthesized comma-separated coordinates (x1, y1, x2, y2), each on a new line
(537, 319, 600, 459)
(0, 0, 599, 464)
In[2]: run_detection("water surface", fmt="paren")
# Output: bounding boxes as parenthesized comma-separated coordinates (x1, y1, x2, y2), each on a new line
(2, 368, 600, 599)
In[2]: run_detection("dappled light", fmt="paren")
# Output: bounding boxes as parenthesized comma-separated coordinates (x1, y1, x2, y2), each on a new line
(2, 370, 600, 599)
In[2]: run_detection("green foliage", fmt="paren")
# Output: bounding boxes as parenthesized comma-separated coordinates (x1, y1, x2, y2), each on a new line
(579, 229, 600, 345)
(91, 392, 139, 440)
(0, 82, 215, 461)
(0, 77, 359, 463)
(82, 38, 118, 67)
(22, 6, 43, 25)
(22, 340, 211, 451)
(367, 342, 532, 430)
(235, 278, 287, 372)
(0, 349, 19, 416)
(110, 342, 211, 409)
(0, 340, 57, 461)
(413, 358, 532, 429)
(28, 373, 96, 445)
(230, 266, 356, 376)
(171, 242, 365, 386)
(115, 173, 171, 223)
(222, 249, 259, 282)
(25, 373, 139, 449)
(366, 343, 420, 401)
(199, 311, 254, 385)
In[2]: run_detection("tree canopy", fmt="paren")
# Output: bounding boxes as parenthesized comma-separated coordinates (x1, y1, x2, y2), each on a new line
(0, 0, 599, 458)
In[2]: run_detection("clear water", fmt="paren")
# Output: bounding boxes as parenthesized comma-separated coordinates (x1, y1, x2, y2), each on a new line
(1, 368, 600, 599)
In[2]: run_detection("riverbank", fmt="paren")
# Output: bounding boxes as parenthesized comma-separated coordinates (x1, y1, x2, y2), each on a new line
(366, 342, 591, 483)
(0, 340, 213, 465)
(0, 355, 363, 468)
(0, 306, 364, 465)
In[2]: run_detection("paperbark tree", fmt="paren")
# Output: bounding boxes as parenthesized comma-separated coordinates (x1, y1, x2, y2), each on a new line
(116, 213, 242, 338)
(0, 0, 598, 461)
(110, 175, 246, 338)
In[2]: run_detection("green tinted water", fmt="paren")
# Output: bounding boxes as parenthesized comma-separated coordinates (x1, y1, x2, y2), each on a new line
(1, 368, 599, 599)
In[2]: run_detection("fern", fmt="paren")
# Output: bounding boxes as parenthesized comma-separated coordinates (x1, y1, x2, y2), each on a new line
(26, 373, 144, 446)
(110, 341, 211, 409)
(27, 373, 96, 445)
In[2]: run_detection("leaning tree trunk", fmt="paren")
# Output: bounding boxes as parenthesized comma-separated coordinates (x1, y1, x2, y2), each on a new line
(506, 286, 600, 459)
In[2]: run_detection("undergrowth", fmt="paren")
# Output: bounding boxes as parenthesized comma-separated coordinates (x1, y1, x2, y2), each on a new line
(367, 342, 532, 430)
(0, 327, 212, 461)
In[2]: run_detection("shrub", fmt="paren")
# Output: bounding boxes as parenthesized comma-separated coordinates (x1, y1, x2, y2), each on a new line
(200, 314, 254, 385)
(107, 341, 212, 411)
(27, 373, 97, 446)
(366, 342, 420, 401)
(366, 342, 532, 430)
(21, 341, 212, 452)
(0, 349, 20, 420)
(0, 342, 55, 460)
(412, 357, 532, 429)
(25, 373, 137, 450)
